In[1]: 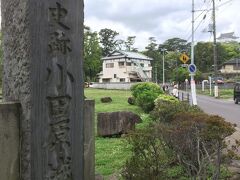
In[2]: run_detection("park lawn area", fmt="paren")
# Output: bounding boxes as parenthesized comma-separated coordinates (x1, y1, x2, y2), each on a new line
(84, 88, 151, 178)
(85, 88, 140, 113)
(219, 89, 234, 99)
(197, 88, 233, 99)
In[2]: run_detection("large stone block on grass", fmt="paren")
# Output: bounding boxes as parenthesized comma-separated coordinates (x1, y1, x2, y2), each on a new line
(97, 111, 142, 137)
(100, 97, 112, 103)
(0, 102, 20, 180)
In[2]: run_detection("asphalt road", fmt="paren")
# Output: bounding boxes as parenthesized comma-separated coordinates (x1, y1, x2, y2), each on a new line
(197, 94, 240, 126)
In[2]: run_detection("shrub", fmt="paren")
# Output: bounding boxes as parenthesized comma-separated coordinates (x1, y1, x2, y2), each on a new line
(157, 112, 235, 179)
(130, 82, 163, 112)
(155, 94, 179, 103)
(122, 126, 184, 180)
(123, 110, 236, 179)
(151, 97, 202, 123)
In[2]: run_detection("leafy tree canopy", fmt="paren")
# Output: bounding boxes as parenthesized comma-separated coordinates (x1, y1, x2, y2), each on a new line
(99, 28, 119, 56)
(84, 26, 102, 81)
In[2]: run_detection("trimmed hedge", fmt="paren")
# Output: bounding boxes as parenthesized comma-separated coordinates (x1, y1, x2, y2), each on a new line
(130, 82, 163, 112)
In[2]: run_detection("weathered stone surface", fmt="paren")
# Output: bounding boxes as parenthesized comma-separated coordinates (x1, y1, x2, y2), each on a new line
(95, 173, 104, 180)
(0, 102, 20, 180)
(101, 97, 112, 103)
(84, 100, 95, 180)
(2, 0, 84, 179)
(2, 1, 31, 178)
(97, 111, 142, 137)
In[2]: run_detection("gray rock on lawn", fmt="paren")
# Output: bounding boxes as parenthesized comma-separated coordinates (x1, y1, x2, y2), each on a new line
(128, 97, 135, 105)
(100, 97, 112, 103)
(97, 111, 142, 137)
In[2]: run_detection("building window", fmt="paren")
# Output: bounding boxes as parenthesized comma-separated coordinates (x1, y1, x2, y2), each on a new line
(120, 78, 125, 82)
(126, 62, 132, 66)
(140, 63, 144, 67)
(114, 74, 117, 78)
(106, 63, 114, 68)
(233, 65, 240, 70)
(102, 78, 110, 82)
(119, 62, 125, 68)
(148, 64, 151, 67)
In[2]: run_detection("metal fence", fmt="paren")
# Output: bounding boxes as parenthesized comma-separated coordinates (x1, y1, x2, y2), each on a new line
(178, 91, 192, 105)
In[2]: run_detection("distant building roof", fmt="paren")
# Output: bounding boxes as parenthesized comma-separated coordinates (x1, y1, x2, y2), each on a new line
(217, 32, 239, 40)
(223, 58, 240, 65)
(102, 50, 153, 61)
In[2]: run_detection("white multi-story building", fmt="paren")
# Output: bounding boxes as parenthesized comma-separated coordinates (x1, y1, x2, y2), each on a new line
(220, 58, 240, 78)
(98, 51, 152, 83)
(217, 32, 239, 43)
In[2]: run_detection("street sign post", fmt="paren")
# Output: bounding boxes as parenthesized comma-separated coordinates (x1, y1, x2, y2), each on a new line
(188, 63, 197, 105)
(188, 64, 197, 74)
(179, 52, 190, 64)
(191, 80, 197, 105)
(181, 64, 188, 68)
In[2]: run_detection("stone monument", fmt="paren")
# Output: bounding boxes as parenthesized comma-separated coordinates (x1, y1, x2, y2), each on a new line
(2, 0, 84, 179)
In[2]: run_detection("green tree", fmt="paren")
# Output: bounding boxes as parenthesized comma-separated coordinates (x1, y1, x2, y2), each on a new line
(125, 36, 136, 51)
(116, 36, 138, 52)
(221, 42, 240, 60)
(160, 37, 190, 52)
(195, 42, 231, 73)
(99, 28, 119, 56)
(143, 37, 161, 83)
(157, 37, 190, 83)
(195, 42, 213, 72)
(164, 51, 182, 82)
(171, 67, 189, 83)
(84, 26, 102, 82)
(115, 39, 125, 51)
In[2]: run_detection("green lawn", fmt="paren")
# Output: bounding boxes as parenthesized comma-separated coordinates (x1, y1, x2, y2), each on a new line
(85, 88, 140, 113)
(197, 88, 233, 99)
(84, 88, 150, 178)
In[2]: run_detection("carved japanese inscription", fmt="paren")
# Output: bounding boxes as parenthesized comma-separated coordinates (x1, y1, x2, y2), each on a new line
(46, 1, 73, 179)
(46, 96, 72, 180)
(2, 0, 84, 179)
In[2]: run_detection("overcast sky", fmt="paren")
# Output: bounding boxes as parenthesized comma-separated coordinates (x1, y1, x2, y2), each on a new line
(84, 0, 240, 50)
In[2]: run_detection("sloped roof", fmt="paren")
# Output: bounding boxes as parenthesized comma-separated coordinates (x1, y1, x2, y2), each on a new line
(223, 58, 240, 65)
(217, 32, 239, 40)
(102, 50, 153, 61)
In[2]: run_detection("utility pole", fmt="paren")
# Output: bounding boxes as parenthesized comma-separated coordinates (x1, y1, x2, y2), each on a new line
(191, 0, 197, 105)
(161, 48, 167, 85)
(212, 0, 217, 76)
(155, 64, 157, 83)
(211, 0, 220, 98)
(191, 0, 195, 69)
(163, 50, 165, 85)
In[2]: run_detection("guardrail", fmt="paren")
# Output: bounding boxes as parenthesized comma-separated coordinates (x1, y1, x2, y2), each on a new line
(178, 91, 192, 105)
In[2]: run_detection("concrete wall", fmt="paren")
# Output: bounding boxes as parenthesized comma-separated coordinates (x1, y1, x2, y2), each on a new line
(84, 100, 95, 180)
(0, 102, 20, 180)
(90, 82, 138, 90)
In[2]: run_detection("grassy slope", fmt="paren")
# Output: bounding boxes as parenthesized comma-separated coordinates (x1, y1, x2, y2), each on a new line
(84, 88, 148, 177)
(197, 88, 233, 99)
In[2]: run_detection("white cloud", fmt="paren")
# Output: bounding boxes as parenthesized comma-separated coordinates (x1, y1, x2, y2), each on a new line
(85, 0, 240, 50)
